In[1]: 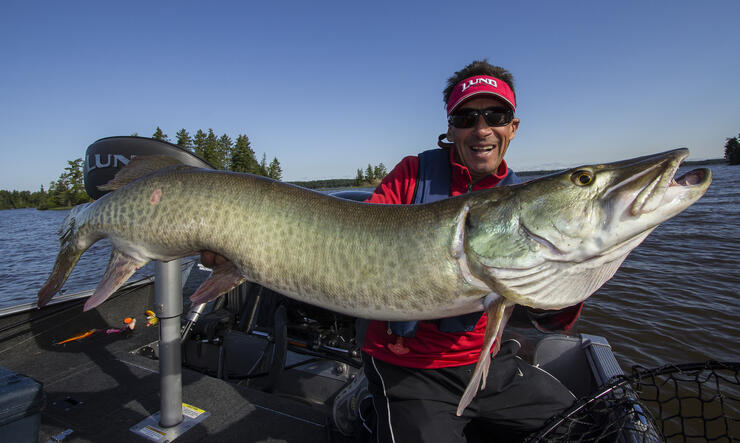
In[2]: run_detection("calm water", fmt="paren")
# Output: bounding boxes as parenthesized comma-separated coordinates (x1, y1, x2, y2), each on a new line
(0, 164, 737, 370)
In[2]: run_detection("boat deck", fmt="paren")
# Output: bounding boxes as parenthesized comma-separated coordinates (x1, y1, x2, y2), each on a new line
(0, 283, 346, 442)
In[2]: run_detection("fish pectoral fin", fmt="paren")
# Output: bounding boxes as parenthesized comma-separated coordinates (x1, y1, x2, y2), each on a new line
(456, 297, 515, 416)
(190, 261, 246, 305)
(83, 250, 148, 312)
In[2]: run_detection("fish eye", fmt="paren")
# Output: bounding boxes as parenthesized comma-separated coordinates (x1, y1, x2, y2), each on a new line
(571, 170, 593, 186)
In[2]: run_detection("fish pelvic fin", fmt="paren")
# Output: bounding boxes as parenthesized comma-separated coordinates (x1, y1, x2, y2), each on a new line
(83, 250, 148, 311)
(190, 261, 246, 305)
(456, 296, 515, 416)
(98, 155, 192, 191)
(37, 203, 94, 308)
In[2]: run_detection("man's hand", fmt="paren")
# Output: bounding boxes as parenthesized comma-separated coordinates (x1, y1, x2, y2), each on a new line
(200, 250, 229, 268)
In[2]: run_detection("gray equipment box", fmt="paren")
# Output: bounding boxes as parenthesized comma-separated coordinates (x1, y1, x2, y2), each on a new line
(0, 365, 45, 443)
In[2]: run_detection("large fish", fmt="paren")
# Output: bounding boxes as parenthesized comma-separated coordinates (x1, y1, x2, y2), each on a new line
(38, 148, 711, 414)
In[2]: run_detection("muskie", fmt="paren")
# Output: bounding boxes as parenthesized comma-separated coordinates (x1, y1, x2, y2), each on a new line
(38, 148, 711, 414)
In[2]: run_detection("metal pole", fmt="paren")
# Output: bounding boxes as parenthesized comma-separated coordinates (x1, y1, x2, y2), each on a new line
(155, 259, 184, 428)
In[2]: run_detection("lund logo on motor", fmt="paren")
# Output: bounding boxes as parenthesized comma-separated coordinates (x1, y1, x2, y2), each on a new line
(86, 154, 135, 172)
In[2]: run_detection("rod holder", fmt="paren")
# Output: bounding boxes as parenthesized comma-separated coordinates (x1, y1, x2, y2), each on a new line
(155, 259, 184, 428)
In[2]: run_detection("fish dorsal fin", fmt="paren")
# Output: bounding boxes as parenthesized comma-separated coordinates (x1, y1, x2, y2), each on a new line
(98, 155, 192, 191)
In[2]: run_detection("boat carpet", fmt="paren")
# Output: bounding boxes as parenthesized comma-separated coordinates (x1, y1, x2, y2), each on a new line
(0, 284, 343, 442)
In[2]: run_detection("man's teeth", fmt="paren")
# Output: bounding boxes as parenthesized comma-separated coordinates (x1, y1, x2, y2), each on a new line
(471, 146, 494, 152)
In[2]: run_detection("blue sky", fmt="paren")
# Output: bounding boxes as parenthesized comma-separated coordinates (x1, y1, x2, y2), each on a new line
(1, 1, 738, 191)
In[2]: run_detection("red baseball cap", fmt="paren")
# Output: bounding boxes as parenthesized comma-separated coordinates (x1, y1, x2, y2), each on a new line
(446, 75, 516, 115)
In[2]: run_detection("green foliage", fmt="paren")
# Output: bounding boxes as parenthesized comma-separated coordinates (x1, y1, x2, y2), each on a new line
(373, 163, 387, 179)
(175, 129, 193, 152)
(202, 129, 222, 169)
(364, 164, 374, 183)
(151, 127, 281, 178)
(193, 129, 208, 160)
(267, 157, 283, 180)
(353, 162, 388, 186)
(230, 135, 260, 174)
(152, 127, 169, 141)
(0, 189, 45, 210)
(725, 134, 740, 165)
(2, 127, 289, 208)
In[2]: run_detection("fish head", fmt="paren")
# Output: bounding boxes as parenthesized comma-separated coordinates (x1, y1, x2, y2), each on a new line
(464, 148, 711, 309)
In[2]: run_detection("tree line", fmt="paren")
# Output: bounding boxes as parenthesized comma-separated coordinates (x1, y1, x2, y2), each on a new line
(149, 126, 283, 180)
(354, 163, 387, 186)
(0, 158, 90, 210)
(0, 127, 285, 210)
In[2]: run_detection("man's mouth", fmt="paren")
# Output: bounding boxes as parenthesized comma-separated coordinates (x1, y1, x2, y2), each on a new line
(470, 145, 495, 153)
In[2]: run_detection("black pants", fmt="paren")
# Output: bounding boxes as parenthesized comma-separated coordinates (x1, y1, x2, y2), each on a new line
(362, 340, 575, 443)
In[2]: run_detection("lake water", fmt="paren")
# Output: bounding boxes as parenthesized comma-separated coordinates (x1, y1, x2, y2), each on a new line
(0, 164, 737, 371)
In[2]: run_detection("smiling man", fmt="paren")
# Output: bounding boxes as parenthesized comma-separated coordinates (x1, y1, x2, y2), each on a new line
(356, 60, 582, 442)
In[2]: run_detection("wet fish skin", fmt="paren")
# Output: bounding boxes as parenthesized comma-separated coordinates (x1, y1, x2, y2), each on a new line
(37, 148, 711, 415)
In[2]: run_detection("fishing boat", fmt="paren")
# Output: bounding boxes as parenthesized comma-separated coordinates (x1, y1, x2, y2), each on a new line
(0, 137, 732, 442)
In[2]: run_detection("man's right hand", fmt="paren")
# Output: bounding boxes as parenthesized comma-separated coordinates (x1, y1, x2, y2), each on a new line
(200, 250, 229, 268)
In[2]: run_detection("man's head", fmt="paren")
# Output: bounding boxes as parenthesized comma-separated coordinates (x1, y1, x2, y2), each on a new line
(443, 60, 520, 182)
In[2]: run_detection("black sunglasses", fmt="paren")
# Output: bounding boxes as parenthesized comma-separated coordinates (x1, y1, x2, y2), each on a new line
(448, 107, 514, 129)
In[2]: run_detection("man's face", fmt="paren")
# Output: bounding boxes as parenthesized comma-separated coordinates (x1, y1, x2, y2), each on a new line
(447, 96, 520, 182)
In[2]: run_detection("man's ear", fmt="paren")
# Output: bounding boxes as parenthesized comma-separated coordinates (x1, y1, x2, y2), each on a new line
(509, 118, 520, 140)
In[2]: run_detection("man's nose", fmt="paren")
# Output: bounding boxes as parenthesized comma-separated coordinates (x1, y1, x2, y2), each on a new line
(474, 114, 493, 135)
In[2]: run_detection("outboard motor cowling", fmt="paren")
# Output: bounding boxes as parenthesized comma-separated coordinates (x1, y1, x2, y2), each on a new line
(84, 136, 214, 199)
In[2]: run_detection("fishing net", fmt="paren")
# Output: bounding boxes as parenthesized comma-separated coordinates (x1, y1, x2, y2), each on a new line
(527, 361, 740, 442)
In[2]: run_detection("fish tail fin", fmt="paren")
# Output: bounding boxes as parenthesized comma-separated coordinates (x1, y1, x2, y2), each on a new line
(83, 249, 148, 311)
(190, 261, 246, 305)
(456, 297, 514, 416)
(37, 203, 95, 308)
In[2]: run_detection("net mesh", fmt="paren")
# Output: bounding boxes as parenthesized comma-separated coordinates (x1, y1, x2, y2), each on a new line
(527, 361, 740, 442)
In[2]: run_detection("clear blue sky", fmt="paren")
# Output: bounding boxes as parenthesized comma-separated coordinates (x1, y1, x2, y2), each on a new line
(1, 0, 738, 191)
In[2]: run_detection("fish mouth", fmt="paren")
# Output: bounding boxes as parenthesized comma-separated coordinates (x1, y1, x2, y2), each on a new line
(628, 150, 711, 216)
(672, 168, 708, 187)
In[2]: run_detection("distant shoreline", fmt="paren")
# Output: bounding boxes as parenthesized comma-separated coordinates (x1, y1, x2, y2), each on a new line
(295, 158, 729, 188)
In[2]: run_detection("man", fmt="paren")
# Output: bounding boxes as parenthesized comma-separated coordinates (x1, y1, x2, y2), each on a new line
(356, 60, 581, 442)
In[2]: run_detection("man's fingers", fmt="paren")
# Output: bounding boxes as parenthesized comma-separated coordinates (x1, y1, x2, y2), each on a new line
(200, 250, 228, 268)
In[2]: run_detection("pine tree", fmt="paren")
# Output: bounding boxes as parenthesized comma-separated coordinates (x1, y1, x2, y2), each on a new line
(355, 169, 365, 186)
(365, 164, 374, 183)
(267, 157, 283, 180)
(203, 129, 222, 169)
(230, 134, 260, 173)
(218, 134, 233, 170)
(152, 127, 169, 141)
(176, 129, 193, 152)
(725, 134, 740, 165)
(193, 129, 208, 161)
(373, 163, 387, 180)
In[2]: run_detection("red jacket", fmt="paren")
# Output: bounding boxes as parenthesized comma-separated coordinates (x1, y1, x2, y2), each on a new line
(361, 149, 582, 368)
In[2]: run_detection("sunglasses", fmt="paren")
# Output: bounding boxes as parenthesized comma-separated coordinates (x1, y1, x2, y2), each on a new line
(448, 107, 514, 128)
